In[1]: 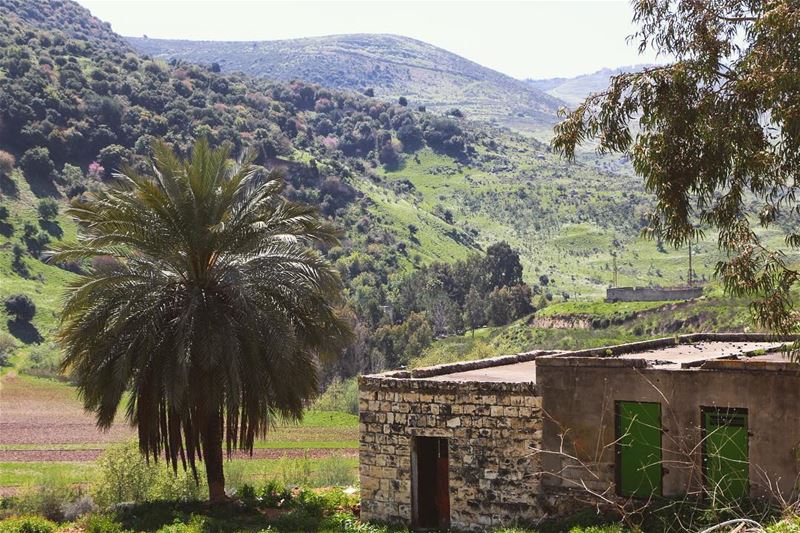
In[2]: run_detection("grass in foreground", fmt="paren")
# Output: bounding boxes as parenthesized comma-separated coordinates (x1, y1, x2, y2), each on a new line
(0, 456, 357, 489)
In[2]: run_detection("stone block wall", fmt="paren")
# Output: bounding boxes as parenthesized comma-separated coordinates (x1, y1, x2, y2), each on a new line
(359, 375, 543, 531)
(606, 286, 703, 302)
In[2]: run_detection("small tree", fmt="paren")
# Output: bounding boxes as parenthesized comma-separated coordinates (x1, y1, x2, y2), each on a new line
(398, 96, 408, 107)
(4, 294, 36, 323)
(37, 198, 59, 221)
(463, 287, 485, 337)
(19, 147, 54, 179)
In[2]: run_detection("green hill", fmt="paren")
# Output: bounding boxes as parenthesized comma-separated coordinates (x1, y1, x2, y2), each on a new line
(127, 33, 564, 134)
(0, 0, 780, 379)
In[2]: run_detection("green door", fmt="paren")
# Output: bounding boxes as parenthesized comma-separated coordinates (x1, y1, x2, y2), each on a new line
(703, 408, 749, 501)
(616, 401, 662, 498)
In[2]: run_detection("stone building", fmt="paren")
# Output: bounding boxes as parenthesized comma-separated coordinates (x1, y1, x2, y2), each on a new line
(359, 333, 799, 531)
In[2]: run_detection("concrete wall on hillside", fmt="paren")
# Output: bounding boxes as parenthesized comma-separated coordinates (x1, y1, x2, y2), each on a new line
(606, 286, 703, 302)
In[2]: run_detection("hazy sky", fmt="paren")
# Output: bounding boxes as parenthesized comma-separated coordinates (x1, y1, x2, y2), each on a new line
(76, 0, 663, 80)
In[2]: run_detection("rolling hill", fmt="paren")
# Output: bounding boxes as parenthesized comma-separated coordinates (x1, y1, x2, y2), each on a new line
(1, 0, 779, 381)
(127, 33, 565, 134)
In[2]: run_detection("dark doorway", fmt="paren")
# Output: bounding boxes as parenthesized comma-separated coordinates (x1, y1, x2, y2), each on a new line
(412, 436, 450, 530)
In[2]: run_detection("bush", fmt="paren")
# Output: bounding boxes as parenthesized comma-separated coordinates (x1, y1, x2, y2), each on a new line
(96, 145, 128, 178)
(18, 148, 54, 180)
(149, 468, 205, 503)
(0, 150, 15, 176)
(0, 333, 16, 357)
(4, 294, 36, 322)
(258, 479, 292, 508)
(0, 516, 56, 533)
(79, 513, 124, 533)
(36, 198, 59, 221)
(94, 442, 205, 507)
(93, 442, 156, 507)
(62, 495, 99, 521)
(13, 477, 77, 521)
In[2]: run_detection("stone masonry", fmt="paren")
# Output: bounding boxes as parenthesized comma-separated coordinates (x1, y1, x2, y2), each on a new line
(359, 370, 544, 531)
(605, 285, 703, 302)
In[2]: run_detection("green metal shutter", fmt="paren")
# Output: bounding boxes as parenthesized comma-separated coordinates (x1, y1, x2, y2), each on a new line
(703, 408, 749, 501)
(616, 401, 662, 498)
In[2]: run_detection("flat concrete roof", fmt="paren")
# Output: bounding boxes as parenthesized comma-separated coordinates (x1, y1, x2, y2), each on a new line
(425, 360, 537, 383)
(617, 341, 784, 367)
(403, 336, 794, 384)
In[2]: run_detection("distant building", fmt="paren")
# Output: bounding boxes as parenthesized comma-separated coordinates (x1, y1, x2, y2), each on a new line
(359, 333, 799, 531)
(605, 285, 703, 302)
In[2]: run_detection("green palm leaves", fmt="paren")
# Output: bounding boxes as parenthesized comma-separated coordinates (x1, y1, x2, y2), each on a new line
(54, 138, 351, 499)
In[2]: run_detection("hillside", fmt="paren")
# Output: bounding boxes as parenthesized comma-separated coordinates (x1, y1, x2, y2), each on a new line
(411, 286, 762, 368)
(0, 0, 777, 381)
(528, 64, 652, 106)
(127, 33, 564, 134)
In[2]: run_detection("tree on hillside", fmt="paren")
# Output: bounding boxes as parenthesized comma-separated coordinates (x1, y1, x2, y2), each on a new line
(463, 287, 485, 337)
(4, 294, 36, 323)
(485, 241, 523, 290)
(553, 1, 800, 334)
(53, 138, 352, 502)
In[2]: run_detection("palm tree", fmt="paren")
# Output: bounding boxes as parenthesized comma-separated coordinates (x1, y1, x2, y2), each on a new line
(54, 138, 351, 501)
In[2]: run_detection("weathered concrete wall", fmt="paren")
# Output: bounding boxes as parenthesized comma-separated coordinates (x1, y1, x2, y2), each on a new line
(606, 286, 703, 302)
(537, 357, 800, 500)
(359, 376, 543, 531)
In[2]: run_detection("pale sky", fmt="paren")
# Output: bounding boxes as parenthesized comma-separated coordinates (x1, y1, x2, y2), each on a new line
(76, 0, 663, 80)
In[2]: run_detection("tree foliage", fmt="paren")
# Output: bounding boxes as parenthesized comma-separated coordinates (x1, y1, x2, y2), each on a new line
(54, 138, 352, 500)
(4, 293, 36, 322)
(553, 0, 800, 333)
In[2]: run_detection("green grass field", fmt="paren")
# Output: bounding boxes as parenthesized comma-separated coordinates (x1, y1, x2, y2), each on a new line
(0, 456, 359, 489)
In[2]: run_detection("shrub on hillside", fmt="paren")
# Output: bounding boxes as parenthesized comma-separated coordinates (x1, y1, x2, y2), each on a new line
(36, 198, 59, 221)
(4, 294, 36, 322)
(0, 151, 14, 176)
(0, 516, 57, 533)
(19, 147, 54, 180)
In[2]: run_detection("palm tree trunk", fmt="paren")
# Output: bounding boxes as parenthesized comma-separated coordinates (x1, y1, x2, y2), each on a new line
(201, 408, 227, 502)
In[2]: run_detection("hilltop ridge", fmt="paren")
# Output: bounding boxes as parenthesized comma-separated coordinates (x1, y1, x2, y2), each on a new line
(128, 33, 565, 133)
